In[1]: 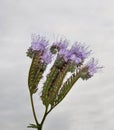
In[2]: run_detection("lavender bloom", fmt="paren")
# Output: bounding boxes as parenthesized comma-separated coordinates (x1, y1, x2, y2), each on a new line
(69, 42, 91, 64)
(58, 49, 70, 62)
(42, 51, 52, 64)
(50, 39, 68, 54)
(31, 34, 48, 52)
(56, 42, 90, 65)
(87, 58, 99, 75)
(80, 58, 101, 80)
(69, 54, 82, 64)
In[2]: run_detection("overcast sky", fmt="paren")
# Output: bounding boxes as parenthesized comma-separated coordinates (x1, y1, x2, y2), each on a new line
(0, 0, 114, 130)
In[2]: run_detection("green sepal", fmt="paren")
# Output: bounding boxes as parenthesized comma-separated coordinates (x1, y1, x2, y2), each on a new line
(55, 57, 65, 69)
(68, 62, 77, 73)
(26, 48, 34, 58)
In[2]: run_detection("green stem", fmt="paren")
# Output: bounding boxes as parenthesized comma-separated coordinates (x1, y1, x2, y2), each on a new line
(30, 93, 50, 130)
(39, 106, 49, 130)
(30, 93, 39, 129)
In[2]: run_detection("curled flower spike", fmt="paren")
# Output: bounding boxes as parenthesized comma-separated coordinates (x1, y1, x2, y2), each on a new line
(50, 39, 68, 54)
(80, 58, 102, 80)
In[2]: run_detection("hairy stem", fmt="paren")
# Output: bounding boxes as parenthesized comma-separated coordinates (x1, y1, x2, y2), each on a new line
(30, 93, 39, 129)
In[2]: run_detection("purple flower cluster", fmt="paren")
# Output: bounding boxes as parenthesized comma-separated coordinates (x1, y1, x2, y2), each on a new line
(27, 35, 52, 64)
(51, 40, 91, 65)
(69, 43, 91, 64)
(87, 58, 99, 76)
(80, 58, 102, 80)
(31, 34, 48, 52)
(27, 34, 101, 78)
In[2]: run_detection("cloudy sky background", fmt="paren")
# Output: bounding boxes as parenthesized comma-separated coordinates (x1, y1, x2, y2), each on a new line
(0, 0, 114, 130)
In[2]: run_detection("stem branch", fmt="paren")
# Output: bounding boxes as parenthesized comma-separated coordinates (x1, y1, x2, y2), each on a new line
(30, 93, 39, 128)
(40, 106, 48, 127)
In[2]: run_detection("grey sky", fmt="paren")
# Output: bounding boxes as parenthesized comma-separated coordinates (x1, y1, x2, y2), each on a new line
(0, 0, 114, 130)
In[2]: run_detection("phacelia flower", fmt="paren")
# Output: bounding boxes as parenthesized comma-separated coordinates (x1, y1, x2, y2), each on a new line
(27, 34, 49, 58)
(69, 42, 92, 64)
(80, 58, 102, 80)
(69, 54, 82, 64)
(41, 51, 52, 64)
(31, 34, 48, 52)
(58, 49, 70, 62)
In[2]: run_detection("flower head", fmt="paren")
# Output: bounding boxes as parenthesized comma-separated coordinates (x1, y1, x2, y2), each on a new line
(27, 34, 49, 58)
(80, 58, 102, 80)
(31, 34, 48, 52)
(58, 49, 70, 62)
(69, 42, 91, 64)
